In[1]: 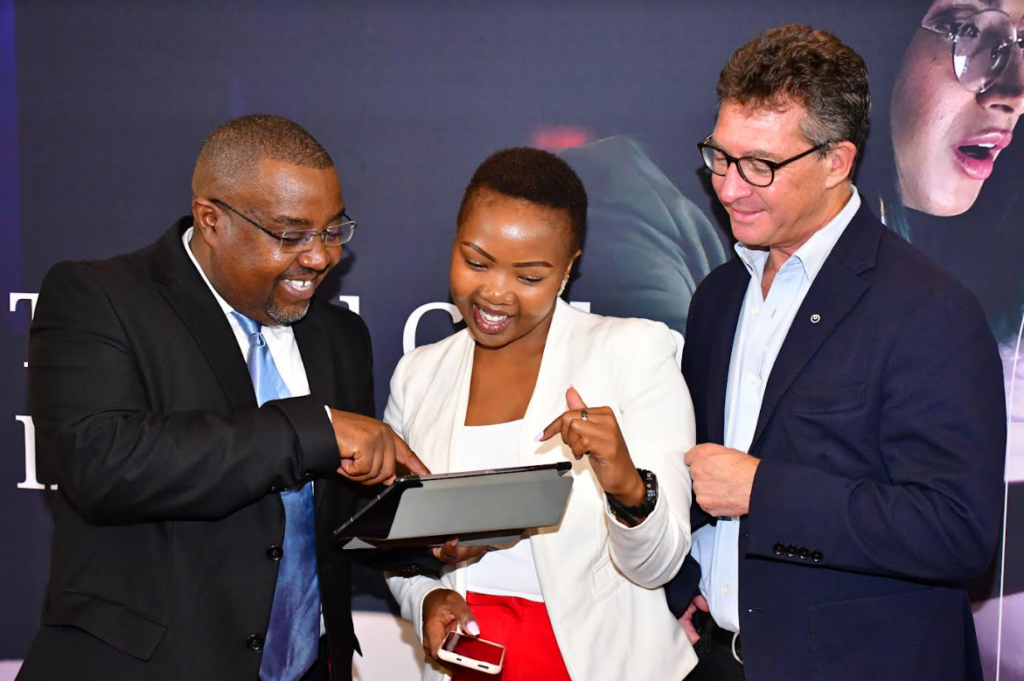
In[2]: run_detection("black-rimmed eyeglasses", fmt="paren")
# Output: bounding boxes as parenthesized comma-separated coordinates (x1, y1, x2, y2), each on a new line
(697, 136, 830, 188)
(212, 199, 356, 252)
(921, 8, 1024, 94)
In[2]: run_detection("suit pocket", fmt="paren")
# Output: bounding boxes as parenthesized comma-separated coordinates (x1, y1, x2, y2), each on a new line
(42, 589, 167, 660)
(808, 586, 964, 680)
(788, 383, 866, 415)
(592, 551, 625, 602)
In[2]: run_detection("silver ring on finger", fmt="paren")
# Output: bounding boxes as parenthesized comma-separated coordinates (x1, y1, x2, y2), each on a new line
(580, 409, 588, 421)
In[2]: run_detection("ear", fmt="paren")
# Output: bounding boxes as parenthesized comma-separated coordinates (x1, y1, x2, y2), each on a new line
(824, 141, 858, 189)
(191, 198, 223, 247)
(559, 250, 581, 291)
(565, 249, 582, 279)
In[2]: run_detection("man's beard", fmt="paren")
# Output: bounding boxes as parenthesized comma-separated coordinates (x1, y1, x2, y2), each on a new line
(265, 296, 311, 325)
(265, 268, 317, 324)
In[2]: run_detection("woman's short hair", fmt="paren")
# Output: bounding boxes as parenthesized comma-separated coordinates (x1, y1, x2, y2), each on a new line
(458, 147, 588, 253)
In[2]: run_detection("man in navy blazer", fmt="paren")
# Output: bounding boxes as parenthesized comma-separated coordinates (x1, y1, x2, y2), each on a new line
(675, 25, 1006, 681)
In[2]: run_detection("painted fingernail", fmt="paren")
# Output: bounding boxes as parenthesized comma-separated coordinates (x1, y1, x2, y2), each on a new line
(467, 621, 481, 636)
(534, 431, 545, 442)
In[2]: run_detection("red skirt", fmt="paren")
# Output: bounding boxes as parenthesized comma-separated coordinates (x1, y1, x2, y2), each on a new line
(450, 592, 572, 681)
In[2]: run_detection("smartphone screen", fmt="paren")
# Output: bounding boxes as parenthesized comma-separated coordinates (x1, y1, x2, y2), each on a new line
(443, 633, 505, 666)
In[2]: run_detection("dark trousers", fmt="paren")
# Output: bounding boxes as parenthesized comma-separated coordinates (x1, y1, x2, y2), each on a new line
(688, 620, 745, 681)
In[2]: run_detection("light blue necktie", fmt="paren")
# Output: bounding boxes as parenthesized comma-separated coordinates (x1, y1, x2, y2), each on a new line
(232, 312, 320, 681)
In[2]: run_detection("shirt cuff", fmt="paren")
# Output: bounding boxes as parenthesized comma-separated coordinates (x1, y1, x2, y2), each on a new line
(417, 586, 449, 646)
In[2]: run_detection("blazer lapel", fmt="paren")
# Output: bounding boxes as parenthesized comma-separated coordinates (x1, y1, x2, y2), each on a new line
(151, 220, 257, 413)
(293, 308, 333, 406)
(293, 308, 336, 512)
(749, 207, 882, 452)
(522, 299, 577, 462)
(706, 262, 749, 445)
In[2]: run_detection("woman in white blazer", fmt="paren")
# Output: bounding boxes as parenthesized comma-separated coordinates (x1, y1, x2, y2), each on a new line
(385, 148, 697, 681)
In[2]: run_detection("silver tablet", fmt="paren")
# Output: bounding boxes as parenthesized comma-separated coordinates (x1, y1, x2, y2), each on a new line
(334, 461, 573, 550)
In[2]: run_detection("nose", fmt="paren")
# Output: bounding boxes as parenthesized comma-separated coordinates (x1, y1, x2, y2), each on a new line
(479, 271, 515, 306)
(296, 238, 332, 272)
(715, 161, 754, 204)
(979, 44, 1024, 116)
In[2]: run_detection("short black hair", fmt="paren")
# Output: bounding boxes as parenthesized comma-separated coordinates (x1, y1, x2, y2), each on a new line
(192, 114, 333, 195)
(457, 147, 588, 253)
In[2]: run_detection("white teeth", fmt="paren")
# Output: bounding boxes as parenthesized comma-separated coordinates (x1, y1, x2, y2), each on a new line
(977, 143, 996, 148)
(479, 308, 509, 323)
(287, 279, 313, 290)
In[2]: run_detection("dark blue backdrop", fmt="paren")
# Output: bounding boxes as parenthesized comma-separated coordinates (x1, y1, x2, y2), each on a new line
(3, 2, 1021, 678)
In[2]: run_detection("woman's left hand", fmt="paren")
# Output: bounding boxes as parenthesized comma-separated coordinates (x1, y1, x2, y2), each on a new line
(539, 387, 646, 505)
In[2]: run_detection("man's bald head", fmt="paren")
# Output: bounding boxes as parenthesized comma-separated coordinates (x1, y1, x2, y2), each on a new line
(192, 114, 334, 197)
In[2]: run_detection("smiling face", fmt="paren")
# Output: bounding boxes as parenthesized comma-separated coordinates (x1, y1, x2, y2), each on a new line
(450, 188, 579, 352)
(198, 158, 345, 326)
(709, 99, 853, 256)
(891, 0, 1024, 216)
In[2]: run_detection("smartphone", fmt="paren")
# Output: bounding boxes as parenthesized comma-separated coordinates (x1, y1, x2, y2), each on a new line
(438, 630, 506, 675)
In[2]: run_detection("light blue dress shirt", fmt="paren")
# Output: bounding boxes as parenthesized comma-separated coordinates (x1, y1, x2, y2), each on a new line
(689, 188, 861, 632)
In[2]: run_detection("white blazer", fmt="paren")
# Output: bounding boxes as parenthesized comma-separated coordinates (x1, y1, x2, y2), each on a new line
(384, 300, 698, 681)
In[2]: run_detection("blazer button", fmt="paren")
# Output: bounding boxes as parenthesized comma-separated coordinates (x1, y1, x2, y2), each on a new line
(773, 542, 785, 556)
(246, 634, 264, 653)
(268, 486, 280, 494)
(266, 545, 284, 561)
(798, 547, 810, 560)
(811, 550, 824, 563)
(786, 544, 798, 557)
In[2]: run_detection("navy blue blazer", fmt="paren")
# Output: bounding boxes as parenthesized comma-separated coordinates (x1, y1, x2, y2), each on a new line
(679, 206, 1006, 681)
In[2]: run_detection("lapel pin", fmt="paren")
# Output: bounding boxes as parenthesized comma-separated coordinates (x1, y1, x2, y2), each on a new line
(810, 314, 821, 324)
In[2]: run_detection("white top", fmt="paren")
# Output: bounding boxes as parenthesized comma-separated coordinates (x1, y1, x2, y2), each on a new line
(456, 420, 544, 602)
(690, 187, 862, 633)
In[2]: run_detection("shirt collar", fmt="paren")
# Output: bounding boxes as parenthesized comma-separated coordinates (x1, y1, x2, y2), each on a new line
(182, 226, 237, 318)
(734, 185, 861, 285)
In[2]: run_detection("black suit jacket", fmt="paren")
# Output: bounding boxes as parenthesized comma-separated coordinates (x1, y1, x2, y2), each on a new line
(18, 219, 373, 681)
(678, 206, 1006, 681)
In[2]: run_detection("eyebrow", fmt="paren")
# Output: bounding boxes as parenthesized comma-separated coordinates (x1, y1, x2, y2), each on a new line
(462, 242, 554, 268)
(268, 210, 347, 229)
(707, 136, 782, 162)
(932, 0, 999, 16)
(748, 148, 782, 161)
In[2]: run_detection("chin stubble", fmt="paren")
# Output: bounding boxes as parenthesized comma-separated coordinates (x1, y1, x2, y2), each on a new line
(265, 296, 310, 325)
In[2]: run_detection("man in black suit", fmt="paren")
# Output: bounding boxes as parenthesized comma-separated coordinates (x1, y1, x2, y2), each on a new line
(674, 26, 1006, 680)
(18, 114, 425, 681)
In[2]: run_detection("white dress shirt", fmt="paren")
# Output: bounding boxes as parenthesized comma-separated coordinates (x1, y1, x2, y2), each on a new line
(690, 188, 861, 632)
(183, 228, 328, 636)
(183, 227, 312, 397)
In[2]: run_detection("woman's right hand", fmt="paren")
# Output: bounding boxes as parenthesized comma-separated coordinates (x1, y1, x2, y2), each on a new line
(421, 589, 481, 663)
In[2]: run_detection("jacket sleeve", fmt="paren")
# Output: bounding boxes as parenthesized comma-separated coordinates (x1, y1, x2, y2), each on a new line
(746, 286, 1006, 582)
(382, 352, 447, 641)
(27, 261, 341, 525)
(605, 321, 695, 588)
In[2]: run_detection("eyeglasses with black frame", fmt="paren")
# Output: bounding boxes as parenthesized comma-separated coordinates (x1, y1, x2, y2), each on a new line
(920, 7, 1024, 94)
(697, 136, 831, 188)
(212, 199, 356, 252)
